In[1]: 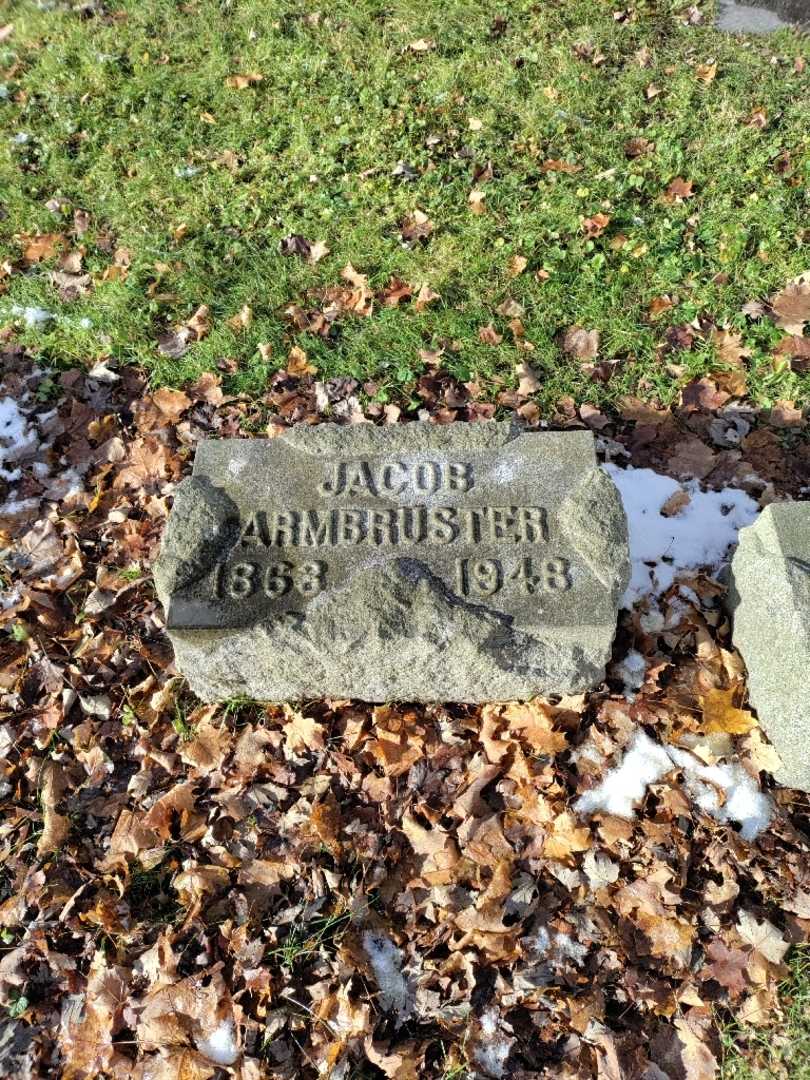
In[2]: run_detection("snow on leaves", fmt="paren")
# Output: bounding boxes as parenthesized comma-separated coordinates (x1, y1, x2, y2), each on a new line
(0, 345, 807, 1079)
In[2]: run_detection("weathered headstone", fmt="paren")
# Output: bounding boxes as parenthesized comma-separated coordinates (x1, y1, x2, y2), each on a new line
(729, 503, 810, 792)
(717, 0, 810, 32)
(155, 422, 629, 703)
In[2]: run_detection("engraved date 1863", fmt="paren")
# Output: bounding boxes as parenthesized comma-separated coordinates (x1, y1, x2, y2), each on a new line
(213, 560, 327, 600)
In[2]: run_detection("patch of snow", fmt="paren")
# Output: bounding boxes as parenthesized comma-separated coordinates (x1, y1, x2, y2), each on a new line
(604, 464, 758, 606)
(362, 931, 414, 1021)
(0, 497, 39, 516)
(12, 132, 30, 145)
(575, 732, 673, 818)
(0, 397, 37, 481)
(195, 1017, 239, 1066)
(615, 648, 646, 698)
(474, 1008, 514, 1078)
(10, 304, 54, 329)
(576, 730, 773, 839)
(666, 748, 773, 841)
(529, 926, 588, 966)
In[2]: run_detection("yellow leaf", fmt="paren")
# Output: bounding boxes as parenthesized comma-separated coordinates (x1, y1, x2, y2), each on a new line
(286, 344, 316, 376)
(226, 72, 263, 89)
(543, 812, 591, 861)
(700, 688, 757, 735)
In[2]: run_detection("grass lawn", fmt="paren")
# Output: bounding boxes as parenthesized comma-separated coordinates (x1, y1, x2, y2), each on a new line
(720, 946, 810, 1079)
(0, 0, 808, 411)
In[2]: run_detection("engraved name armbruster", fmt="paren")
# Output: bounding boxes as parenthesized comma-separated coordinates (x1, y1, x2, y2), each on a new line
(237, 505, 549, 548)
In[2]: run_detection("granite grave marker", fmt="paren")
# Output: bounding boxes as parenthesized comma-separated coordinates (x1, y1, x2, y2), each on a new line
(729, 503, 810, 792)
(717, 0, 810, 32)
(155, 422, 630, 702)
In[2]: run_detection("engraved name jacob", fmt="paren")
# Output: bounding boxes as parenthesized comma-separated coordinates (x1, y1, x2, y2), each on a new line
(211, 458, 574, 601)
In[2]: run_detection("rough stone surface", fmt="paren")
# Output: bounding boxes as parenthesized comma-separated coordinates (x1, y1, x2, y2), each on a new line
(717, 0, 810, 32)
(728, 503, 810, 791)
(155, 422, 629, 703)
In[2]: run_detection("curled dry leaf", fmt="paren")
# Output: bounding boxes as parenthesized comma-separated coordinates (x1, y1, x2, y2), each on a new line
(468, 188, 486, 215)
(563, 325, 599, 360)
(225, 72, 263, 88)
(515, 361, 540, 397)
(478, 323, 503, 346)
(414, 283, 440, 312)
(286, 345, 316, 376)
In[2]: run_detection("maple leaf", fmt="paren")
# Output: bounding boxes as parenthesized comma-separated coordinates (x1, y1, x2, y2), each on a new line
(774, 334, 810, 374)
(400, 209, 434, 244)
(502, 700, 566, 753)
(59, 950, 128, 1080)
(173, 865, 230, 915)
(636, 910, 696, 963)
(227, 305, 253, 332)
(648, 295, 674, 319)
(695, 61, 717, 83)
(507, 254, 528, 277)
(625, 136, 654, 158)
(736, 910, 789, 964)
(282, 706, 325, 752)
(770, 280, 810, 335)
(699, 688, 756, 735)
(515, 361, 540, 397)
(711, 328, 750, 367)
(543, 812, 591, 861)
(583, 850, 620, 890)
(468, 188, 486, 214)
(664, 177, 695, 202)
(152, 387, 192, 422)
(672, 1010, 719, 1080)
(541, 158, 582, 174)
(701, 939, 749, 995)
(582, 212, 610, 238)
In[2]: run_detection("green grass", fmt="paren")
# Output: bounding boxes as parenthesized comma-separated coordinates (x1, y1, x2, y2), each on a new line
(0, 0, 808, 409)
(266, 906, 352, 972)
(720, 946, 810, 1079)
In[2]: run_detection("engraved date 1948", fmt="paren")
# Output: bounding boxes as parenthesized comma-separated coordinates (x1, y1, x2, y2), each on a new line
(456, 556, 571, 597)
